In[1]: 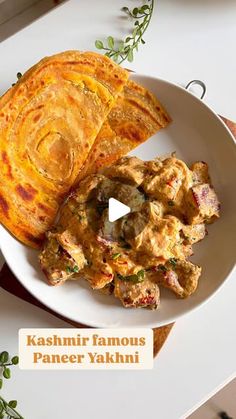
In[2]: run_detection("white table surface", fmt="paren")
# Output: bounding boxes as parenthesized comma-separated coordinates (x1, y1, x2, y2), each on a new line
(0, 1, 236, 418)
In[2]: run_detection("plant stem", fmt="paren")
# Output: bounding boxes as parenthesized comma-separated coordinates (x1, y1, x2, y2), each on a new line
(0, 396, 24, 419)
(119, 0, 154, 64)
(95, 0, 155, 64)
(0, 364, 13, 367)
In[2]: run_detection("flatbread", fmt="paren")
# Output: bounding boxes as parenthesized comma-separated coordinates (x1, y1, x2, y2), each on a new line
(77, 79, 171, 180)
(0, 51, 129, 248)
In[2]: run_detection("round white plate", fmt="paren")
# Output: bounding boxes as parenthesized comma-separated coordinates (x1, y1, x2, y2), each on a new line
(1, 74, 236, 327)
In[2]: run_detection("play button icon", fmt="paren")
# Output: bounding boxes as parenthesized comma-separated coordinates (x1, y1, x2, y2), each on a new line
(108, 198, 130, 222)
(85, 175, 147, 238)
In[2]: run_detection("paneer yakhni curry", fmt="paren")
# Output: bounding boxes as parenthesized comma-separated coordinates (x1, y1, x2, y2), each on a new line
(39, 155, 220, 309)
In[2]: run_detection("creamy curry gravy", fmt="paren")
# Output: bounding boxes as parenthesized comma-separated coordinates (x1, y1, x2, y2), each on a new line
(39, 156, 220, 310)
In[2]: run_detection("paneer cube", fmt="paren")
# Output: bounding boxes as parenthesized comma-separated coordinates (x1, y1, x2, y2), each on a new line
(191, 161, 210, 185)
(143, 164, 183, 201)
(39, 231, 82, 286)
(186, 183, 220, 224)
(181, 223, 206, 244)
(114, 277, 160, 309)
(103, 156, 145, 186)
(153, 259, 201, 298)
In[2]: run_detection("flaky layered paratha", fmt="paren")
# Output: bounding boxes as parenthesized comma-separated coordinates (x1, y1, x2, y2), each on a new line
(77, 79, 171, 180)
(0, 51, 129, 248)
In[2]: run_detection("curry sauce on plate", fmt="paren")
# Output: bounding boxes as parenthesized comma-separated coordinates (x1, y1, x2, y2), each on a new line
(39, 155, 220, 309)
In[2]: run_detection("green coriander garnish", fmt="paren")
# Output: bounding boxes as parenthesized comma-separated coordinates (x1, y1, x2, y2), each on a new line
(117, 269, 145, 283)
(137, 269, 145, 279)
(158, 264, 167, 272)
(66, 265, 79, 274)
(112, 253, 121, 260)
(95, 1, 154, 64)
(169, 258, 178, 267)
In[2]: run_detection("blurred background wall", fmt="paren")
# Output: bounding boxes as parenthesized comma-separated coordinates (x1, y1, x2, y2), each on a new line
(0, 0, 66, 41)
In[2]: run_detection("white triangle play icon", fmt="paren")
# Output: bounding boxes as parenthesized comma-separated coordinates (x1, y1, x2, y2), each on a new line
(108, 198, 130, 222)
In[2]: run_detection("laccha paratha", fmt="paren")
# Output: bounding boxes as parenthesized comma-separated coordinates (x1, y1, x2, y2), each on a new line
(77, 79, 171, 180)
(0, 51, 129, 248)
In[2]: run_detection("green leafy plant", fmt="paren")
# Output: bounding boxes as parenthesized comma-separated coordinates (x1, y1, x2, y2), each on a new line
(0, 351, 24, 419)
(95, 0, 154, 64)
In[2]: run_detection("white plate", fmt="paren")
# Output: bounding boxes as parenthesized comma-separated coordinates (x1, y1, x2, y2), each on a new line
(1, 74, 236, 328)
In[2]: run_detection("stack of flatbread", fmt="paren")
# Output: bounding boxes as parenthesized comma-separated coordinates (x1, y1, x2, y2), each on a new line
(0, 51, 171, 248)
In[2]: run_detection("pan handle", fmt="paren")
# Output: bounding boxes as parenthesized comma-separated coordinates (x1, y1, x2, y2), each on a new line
(185, 80, 206, 99)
